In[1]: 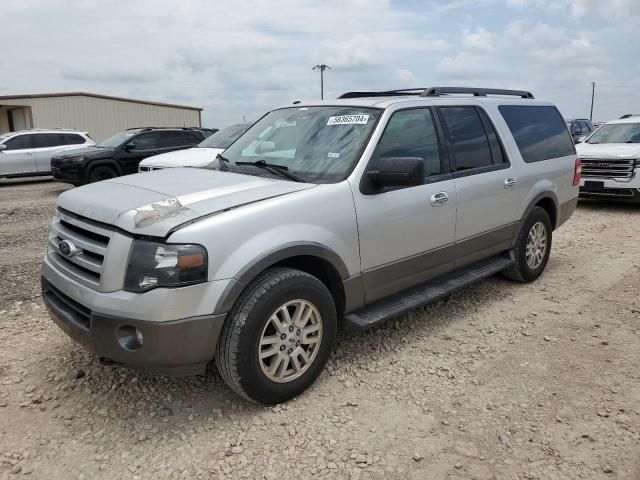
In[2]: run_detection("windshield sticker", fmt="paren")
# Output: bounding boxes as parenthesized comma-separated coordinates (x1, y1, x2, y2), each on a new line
(327, 152, 341, 159)
(327, 114, 369, 126)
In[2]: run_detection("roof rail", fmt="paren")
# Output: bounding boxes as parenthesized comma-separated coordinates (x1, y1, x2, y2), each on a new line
(338, 87, 535, 100)
(338, 88, 429, 99)
(421, 87, 534, 99)
(619, 114, 640, 119)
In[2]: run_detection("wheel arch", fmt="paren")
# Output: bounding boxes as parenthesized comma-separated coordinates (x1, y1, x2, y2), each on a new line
(522, 191, 559, 230)
(86, 159, 121, 180)
(213, 243, 356, 318)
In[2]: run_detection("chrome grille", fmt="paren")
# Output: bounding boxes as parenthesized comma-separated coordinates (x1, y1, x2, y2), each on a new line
(580, 158, 636, 179)
(48, 209, 114, 289)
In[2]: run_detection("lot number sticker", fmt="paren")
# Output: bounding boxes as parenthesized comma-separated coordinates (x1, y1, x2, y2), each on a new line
(327, 114, 369, 125)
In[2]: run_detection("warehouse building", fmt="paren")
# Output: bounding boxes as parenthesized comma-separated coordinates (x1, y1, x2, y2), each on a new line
(0, 92, 203, 142)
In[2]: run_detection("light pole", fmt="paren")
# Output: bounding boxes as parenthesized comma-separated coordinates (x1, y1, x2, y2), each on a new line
(589, 81, 595, 121)
(313, 64, 331, 100)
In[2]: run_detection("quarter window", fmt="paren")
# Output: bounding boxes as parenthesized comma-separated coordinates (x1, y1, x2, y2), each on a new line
(4, 135, 32, 150)
(499, 105, 575, 163)
(439, 107, 494, 171)
(373, 108, 442, 178)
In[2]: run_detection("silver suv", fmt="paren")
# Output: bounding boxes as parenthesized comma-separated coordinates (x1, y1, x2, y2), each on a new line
(41, 87, 580, 404)
(0, 129, 94, 178)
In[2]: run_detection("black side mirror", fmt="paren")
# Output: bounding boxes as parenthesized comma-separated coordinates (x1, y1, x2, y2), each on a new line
(124, 142, 136, 151)
(367, 157, 424, 187)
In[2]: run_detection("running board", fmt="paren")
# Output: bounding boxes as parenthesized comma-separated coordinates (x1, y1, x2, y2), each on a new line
(343, 251, 515, 335)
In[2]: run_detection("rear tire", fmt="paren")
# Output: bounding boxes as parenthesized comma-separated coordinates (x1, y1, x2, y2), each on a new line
(216, 267, 337, 404)
(88, 166, 117, 183)
(502, 207, 552, 283)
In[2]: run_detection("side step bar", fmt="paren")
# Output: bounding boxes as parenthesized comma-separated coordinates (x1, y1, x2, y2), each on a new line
(343, 251, 515, 335)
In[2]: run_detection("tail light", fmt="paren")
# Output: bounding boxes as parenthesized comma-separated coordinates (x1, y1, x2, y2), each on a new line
(573, 159, 582, 186)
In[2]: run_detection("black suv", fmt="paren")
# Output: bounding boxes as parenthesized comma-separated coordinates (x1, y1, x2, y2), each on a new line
(51, 127, 205, 185)
(566, 118, 594, 143)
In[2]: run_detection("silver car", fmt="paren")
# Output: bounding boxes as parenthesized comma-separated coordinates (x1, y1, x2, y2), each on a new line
(41, 87, 579, 404)
(0, 129, 94, 178)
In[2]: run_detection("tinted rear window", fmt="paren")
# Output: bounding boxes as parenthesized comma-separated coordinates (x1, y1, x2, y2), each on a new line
(499, 106, 575, 163)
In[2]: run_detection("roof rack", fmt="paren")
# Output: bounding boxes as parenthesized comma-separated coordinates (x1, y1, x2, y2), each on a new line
(338, 87, 534, 100)
(338, 89, 429, 99)
(619, 114, 640, 119)
(421, 87, 534, 99)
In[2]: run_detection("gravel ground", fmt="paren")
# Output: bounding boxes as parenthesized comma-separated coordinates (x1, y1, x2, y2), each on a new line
(0, 177, 639, 480)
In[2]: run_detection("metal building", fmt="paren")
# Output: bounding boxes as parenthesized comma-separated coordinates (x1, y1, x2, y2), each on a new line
(0, 92, 203, 142)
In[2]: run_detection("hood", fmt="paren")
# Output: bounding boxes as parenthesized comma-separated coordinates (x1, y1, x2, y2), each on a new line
(55, 145, 115, 160)
(576, 143, 640, 159)
(139, 147, 223, 169)
(57, 168, 315, 237)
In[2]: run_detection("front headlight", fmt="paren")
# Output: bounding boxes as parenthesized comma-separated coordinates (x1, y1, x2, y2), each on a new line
(124, 240, 208, 292)
(63, 155, 87, 166)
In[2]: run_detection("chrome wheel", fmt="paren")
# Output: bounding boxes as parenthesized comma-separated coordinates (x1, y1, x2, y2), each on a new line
(526, 221, 547, 269)
(258, 299, 323, 383)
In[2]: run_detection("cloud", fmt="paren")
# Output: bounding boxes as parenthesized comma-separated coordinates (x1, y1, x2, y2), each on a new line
(0, 0, 638, 126)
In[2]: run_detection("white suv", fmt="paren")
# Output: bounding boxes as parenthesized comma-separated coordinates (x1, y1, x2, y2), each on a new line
(576, 115, 640, 203)
(0, 129, 94, 178)
(138, 124, 250, 172)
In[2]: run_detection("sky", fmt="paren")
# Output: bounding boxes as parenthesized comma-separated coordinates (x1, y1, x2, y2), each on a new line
(1, 0, 639, 128)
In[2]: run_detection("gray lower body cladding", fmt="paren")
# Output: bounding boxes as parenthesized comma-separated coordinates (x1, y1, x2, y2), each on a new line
(41, 277, 225, 376)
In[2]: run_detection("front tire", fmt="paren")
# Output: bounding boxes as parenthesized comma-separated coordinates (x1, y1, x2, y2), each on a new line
(216, 268, 337, 404)
(502, 207, 552, 283)
(88, 166, 117, 183)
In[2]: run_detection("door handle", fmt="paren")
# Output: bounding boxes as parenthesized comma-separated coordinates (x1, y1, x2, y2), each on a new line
(430, 191, 449, 207)
(504, 177, 517, 188)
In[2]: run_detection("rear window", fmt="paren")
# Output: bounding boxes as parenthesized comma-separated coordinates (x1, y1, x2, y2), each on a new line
(499, 105, 575, 163)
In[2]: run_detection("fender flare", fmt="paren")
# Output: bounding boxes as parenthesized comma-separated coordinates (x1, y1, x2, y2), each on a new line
(521, 191, 560, 229)
(213, 242, 350, 315)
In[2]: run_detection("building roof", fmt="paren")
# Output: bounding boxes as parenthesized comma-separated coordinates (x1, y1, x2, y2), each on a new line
(0, 92, 203, 111)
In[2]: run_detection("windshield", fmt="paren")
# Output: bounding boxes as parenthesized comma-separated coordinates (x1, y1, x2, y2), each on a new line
(98, 131, 136, 148)
(199, 124, 249, 149)
(215, 106, 381, 183)
(587, 123, 640, 144)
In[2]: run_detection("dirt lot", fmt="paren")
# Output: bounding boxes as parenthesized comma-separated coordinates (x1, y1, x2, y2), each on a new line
(0, 177, 638, 480)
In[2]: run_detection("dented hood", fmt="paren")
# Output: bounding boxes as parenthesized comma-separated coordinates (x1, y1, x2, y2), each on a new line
(57, 168, 315, 237)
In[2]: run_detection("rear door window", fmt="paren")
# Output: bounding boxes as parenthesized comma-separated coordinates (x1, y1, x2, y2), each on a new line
(499, 105, 575, 162)
(182, 132, 202, 145)
(438, 107, 494, 171)
(158, 131, 184, 148)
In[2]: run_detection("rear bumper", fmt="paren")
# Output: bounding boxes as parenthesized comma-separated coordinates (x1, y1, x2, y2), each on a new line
(41, 277, 225, 376)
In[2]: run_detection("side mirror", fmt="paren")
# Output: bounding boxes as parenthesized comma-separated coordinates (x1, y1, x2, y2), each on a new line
(0, 144, 6, 151)
(577, 136, 587, 143)
(124, 142, 136, 151)
(367, 157, 424, 187)
(255, 141, 276, 154)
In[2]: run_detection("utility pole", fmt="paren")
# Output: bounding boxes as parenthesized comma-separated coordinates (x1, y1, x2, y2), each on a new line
(313, 64, 331, 100)
(589, 81, 595, 121)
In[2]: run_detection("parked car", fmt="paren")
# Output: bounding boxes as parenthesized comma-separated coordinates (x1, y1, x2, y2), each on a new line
(192, 127, 218, 138)
(41, 87, 579, 404)
(50, 127, 205, 185)
(566, 118, 594, 143)
(138, 123, 250, 172)
(0, 129, 94, 178)
(576, 114, 640, 203)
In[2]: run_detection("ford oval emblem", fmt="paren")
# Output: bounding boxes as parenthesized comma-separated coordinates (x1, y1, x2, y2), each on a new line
(58, 239, 80, 257)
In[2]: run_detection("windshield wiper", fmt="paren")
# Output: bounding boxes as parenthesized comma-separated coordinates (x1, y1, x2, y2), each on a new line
(235, 160, 305, 182)
(216, 153, 230, 170)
